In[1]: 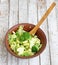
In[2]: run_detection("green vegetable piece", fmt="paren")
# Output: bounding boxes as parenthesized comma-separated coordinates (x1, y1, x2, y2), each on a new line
(22, 51, 33, 56)
(32, 43, 42, 53)
(19, 32, 31, 41)
(8, 34, 12, 40)
(18, 26, 24, 35)
(23, 52, 30, 56)
(15, 31, 20, 36)
(8, 25, 42, 56)
(31, 45, 39, 52)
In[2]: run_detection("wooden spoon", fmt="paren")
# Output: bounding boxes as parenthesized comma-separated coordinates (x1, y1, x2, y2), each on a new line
(29, 2, 56, 35)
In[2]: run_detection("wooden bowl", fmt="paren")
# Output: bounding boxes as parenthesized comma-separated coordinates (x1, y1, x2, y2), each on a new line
(5, 23, 47, 59)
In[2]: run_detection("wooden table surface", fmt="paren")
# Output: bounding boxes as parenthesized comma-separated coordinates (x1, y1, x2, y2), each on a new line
(0, 0, 58, 65)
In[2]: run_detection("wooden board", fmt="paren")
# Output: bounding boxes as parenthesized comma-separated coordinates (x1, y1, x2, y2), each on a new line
(0, 0, 58, 65)
(38, 0, 50, 65)
(8, 0, 18, 65)
(46, 0, 58, 65)
(28, 0, 40, 65)
(0, 0, 8, 65)
(18, 0, 28, 65)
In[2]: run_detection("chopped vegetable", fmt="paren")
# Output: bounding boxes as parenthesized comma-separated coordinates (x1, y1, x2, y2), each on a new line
(8, 26, 42, 56)
(21, 51, 34, 56)
(31, 43, 42, 52)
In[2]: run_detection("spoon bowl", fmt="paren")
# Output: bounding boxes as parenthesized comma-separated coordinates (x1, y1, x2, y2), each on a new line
(5, 23, 47, 59)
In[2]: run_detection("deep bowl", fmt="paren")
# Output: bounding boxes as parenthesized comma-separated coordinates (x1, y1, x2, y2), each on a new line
(5, 23, 47, 59)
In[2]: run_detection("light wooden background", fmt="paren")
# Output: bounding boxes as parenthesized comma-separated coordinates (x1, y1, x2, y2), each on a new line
(0, 0, 58, 65)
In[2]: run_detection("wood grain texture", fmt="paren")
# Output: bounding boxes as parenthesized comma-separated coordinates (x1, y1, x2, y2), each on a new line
(28, 0, 40, 65)
(55, 0, 58, 30)
(8, 0, 18, 65)
(46, 0, 58, 65)
(18, 0, 28, 65)
(38, 0, 50, 65)
(19, 0, 28, 23)
(0, 0, 58, 65)
(30, 2, 56, 35)
(0, 0, 8, 65)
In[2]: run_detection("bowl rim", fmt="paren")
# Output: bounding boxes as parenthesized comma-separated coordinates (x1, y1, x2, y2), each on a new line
(5, 23, 47, 59)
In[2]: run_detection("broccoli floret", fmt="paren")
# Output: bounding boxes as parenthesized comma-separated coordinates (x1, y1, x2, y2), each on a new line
(31, 43, 42, 52)
(31, 45, 38, 52)
(19, 32, 31, 41)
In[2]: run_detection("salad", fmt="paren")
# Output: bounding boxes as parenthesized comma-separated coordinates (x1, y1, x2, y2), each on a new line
(8, 26, 42, 56)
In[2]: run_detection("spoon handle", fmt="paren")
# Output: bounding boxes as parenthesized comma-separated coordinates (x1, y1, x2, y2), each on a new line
(29, 2, 56, 35)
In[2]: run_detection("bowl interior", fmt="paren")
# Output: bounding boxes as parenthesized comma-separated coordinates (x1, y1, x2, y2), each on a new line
(5, 23, 47, 59)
